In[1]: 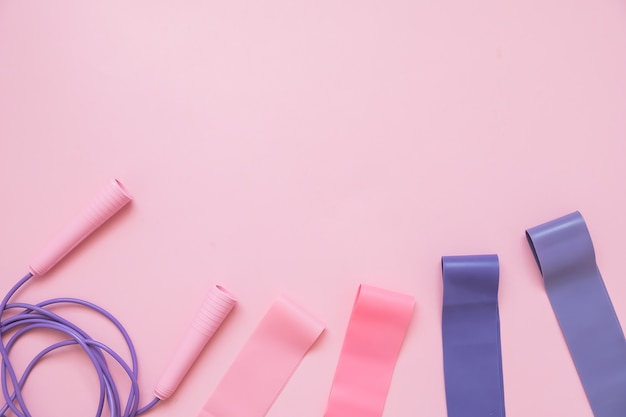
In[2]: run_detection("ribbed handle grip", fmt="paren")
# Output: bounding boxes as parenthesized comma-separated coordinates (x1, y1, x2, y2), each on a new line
(28, 179, 132, 276)
(154, 285, 237, 400)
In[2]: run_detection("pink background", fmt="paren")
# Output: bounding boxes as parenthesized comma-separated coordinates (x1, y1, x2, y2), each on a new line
(1, 1, 625, 416)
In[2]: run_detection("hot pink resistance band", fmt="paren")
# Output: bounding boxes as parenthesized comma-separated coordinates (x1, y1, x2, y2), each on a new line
(323, 284, 415, 417)
(198, 297, 324, 417)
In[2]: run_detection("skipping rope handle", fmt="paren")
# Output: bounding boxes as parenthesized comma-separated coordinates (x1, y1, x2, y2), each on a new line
(28, 179, 132, 277)
(154, 285, 237, 400)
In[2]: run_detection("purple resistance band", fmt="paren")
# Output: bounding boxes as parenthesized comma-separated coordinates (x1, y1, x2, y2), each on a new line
(441, 254, 505, 417)
(526, 212, 626, 416)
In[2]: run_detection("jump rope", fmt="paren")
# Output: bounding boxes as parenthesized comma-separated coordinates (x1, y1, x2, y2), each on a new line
(0, 179, 236, 416)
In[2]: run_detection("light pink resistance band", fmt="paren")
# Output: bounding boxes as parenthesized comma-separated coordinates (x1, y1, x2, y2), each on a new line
(324, 284, 415, 417)
(198, 296, 325, 417)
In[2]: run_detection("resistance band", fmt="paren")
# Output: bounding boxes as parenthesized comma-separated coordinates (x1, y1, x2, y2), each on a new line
(323, 284, 414, 417)
(441, 254, 505, 417)
(199, 296, 324, 417)
(526, 211, 626, 416)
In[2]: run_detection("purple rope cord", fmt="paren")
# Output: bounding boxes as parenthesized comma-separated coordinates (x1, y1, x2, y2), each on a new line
(0, 273, 160, 417)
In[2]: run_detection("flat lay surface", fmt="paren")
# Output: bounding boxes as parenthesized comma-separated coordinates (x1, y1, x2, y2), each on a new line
(1, 1, 625, 416)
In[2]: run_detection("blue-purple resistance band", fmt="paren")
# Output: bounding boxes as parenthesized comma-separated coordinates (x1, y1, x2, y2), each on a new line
(526, 211, 626, 416)
(441, 254, 505, 417)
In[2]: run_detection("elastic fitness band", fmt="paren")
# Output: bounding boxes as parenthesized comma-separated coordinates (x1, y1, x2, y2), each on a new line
(323, 284, 414, 417)
(199, 296, 324, 417)
(526, 212, 626, 416)
(0, 179, 236, 417)
(441, 254, 505, 417)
